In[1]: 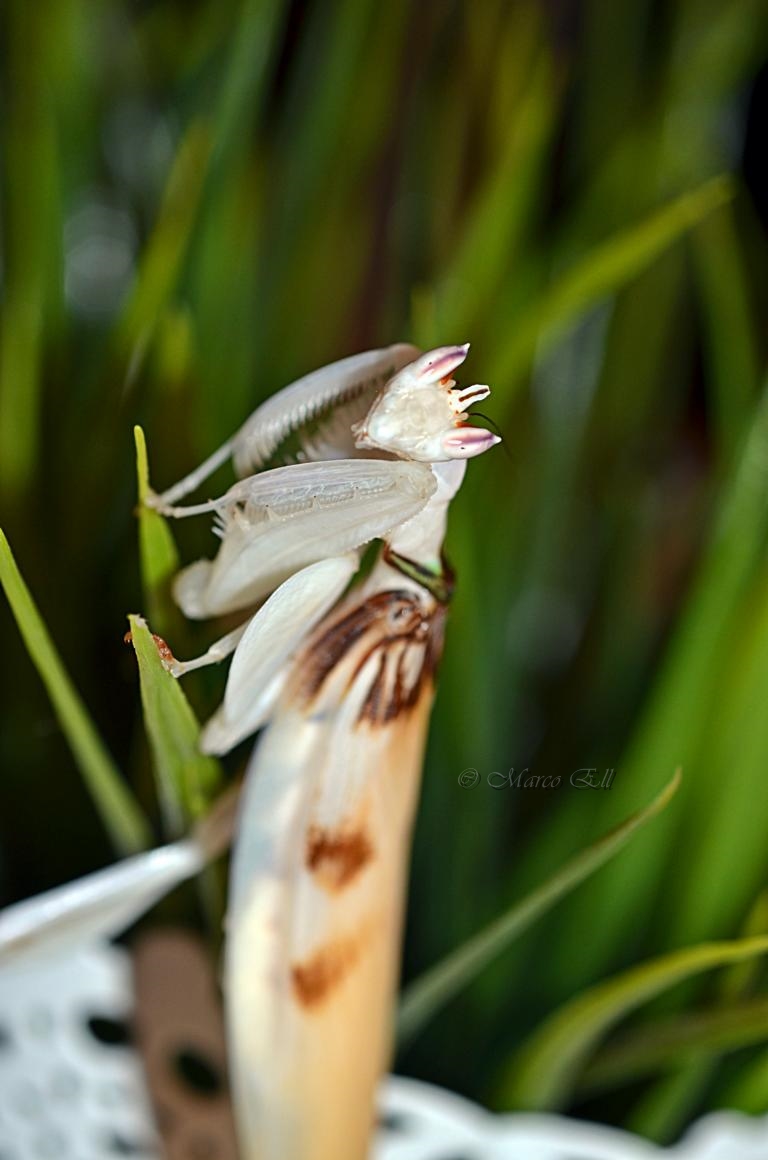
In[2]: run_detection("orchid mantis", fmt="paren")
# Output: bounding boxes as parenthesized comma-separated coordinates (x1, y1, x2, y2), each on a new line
(148, 343, 500, 1160)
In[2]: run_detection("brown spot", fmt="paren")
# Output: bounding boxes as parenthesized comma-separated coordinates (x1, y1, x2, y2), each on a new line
(151, 633, 176, 664)
(124, 629, 177, 667)
(306, 824, 373, 891)
(291, 940, 359, 1009)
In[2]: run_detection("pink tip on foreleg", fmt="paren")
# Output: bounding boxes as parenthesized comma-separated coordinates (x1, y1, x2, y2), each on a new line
(412, 344, 471, 383)
(442, 427, 502, 459)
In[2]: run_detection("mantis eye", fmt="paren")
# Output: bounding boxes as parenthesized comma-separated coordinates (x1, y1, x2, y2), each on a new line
(386, 600, 423, 633)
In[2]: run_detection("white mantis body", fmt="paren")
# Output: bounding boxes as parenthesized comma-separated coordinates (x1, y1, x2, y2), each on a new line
(149, 344, 500, 1160)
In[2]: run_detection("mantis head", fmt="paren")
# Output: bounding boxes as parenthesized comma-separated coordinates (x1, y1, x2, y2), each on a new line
(351, 344, 501, 462)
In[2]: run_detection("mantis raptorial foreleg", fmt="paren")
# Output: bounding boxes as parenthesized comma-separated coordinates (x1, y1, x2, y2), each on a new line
(351, 344, 494, 461)
(167, 459, 437, 619)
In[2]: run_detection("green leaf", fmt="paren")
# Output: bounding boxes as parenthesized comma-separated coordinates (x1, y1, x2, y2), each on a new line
(128, 614, 221, 835)
(134, 425, 181, 637)
(494, 174, 734, 383)
(397, 770, 681, 1048)
(503, 936, 768, 1111)
(0, 531, 149, 854)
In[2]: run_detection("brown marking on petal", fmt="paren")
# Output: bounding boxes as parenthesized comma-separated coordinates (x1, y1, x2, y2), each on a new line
(358, 650, 389, 725)
(291, 939, 360, 1009)
(385, 643, 409, 724)
(306, 823, 374, 891)
(295, 589, 448, 728)
(297, 591, 404, 702)
(359, 606, 447, 726)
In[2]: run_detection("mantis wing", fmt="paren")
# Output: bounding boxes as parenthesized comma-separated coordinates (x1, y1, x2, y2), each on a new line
(225, 567, 445, 1160)
(154, 344, 419, 505)
(173, 458, 436, 618)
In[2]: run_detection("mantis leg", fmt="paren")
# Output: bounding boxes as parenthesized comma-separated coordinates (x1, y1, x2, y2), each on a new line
(166, 620, 250, 676)
(199, 554, 359, 754)
(146, 437, 235, 509)
(383, 544, 455, 604)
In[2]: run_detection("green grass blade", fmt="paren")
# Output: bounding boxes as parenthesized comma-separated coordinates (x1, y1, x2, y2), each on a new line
(433, 40, 557, 340)
(252, 0, 393, 363)
(720, 889, 768, 1002)
(183, 0, 287, 441)
(539, 379, 768, 994)
(114, 123, 212, 382)
(397, 770, 681, 1048)
(718, 1049, 768, 1114)
(128, 614, 221, 835)
(663, 581, 768, 947)
(494, 174, 734, 384)
(625, 888, 768, 1141)
(208, 0, 286, 175)
(0, 531, 150, 854)
(133, 426, 181, 637)
(693, 198, 762, 464)
(503, 936, 768, 1111)
(0, 2, 59, 498)
(581, 998, 768, 1094)
(626, 1061, 716, 1143)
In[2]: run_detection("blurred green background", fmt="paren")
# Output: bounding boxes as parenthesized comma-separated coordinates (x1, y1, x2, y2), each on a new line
(2, 0, 768, 1141)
